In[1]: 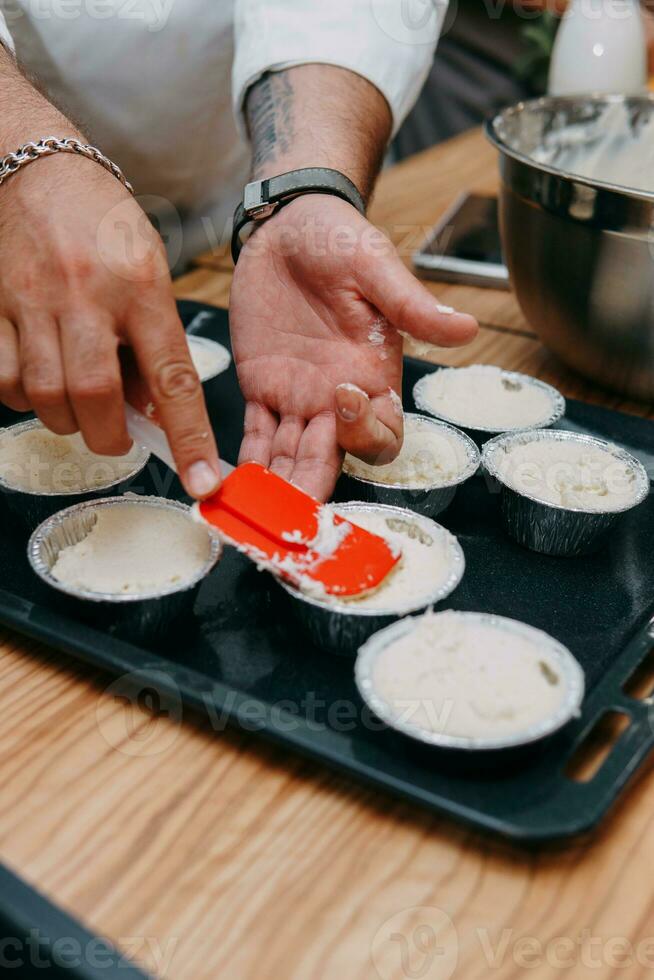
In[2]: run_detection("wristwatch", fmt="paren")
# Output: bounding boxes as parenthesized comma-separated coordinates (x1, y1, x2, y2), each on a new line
(231, 167, 366, 263)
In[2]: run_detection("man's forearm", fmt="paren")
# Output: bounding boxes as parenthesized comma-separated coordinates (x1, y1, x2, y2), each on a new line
(0, 45, 83, 154)
(245, 64, 392, 202)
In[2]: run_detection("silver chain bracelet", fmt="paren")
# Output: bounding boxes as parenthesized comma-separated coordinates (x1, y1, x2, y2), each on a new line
(0, 136, 134, 193)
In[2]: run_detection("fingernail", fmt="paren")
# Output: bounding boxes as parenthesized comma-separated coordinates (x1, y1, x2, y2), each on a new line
(338, 403, 359, 422)
(186, 461, 220, 498)
(436, 302, 456, 315)
(335, 385, 361, 422)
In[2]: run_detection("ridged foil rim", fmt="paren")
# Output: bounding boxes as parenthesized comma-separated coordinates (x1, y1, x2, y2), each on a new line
(412, 366, 566, 436)
(279, 501, 465, 618)
(187, 335, 232, 381)
(482, 428, 650, 516)
(355, 610, 585, 751)
(341, 413, 480, 491)
(0, 418, 150, 497)
(28, 495, 222, 604)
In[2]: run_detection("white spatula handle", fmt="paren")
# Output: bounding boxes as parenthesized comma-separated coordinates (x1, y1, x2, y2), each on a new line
(125, 404, 235, 478)
(125, 403, 177, 471)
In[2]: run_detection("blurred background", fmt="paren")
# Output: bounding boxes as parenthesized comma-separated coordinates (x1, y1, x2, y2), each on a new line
(393, 0, 654, 160)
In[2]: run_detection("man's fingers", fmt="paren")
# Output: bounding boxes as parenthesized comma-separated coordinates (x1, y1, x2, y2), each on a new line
(127, 304, 221, 499)
(290, 413, 342, 502)
(18, 315, 78, 434)
(356, 246, 478, 348)
(335, 383, 403, 466)
(60, 312, 131, 456)
(238, 402, 277, 468)
(269, 415, 305, 482)
(0, 318, 30, 411)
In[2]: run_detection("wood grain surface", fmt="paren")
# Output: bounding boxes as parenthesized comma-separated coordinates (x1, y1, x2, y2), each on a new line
(1, 129, 653, 980)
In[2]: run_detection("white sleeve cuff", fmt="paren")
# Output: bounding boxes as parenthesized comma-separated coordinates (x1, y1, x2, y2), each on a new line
(0, 14, 15, 54)
(232, 0, 445, 141)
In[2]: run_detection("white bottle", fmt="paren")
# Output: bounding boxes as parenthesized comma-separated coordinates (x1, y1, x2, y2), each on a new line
(548, 0, 647, 96)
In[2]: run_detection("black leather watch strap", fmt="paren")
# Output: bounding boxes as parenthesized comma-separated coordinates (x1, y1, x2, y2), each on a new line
(231, 167, 366, 263)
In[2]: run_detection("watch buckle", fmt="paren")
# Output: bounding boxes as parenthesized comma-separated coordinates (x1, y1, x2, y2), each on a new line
(243, 179, 276, 220)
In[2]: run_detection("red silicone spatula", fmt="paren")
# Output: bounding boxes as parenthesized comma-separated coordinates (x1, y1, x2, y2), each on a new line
(198, 462, 400, 597)
(120, 349, 398, 597)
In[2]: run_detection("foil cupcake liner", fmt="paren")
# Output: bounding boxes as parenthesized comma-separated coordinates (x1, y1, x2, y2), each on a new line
(336, 414, 480, 518)
(187, 335, 231, 380)
(28, 495, 222, 642)
(355, 610, 585, 754)
(413, 366, 566, 445)
(482, 429, 650, 556)
(187, 337, 231, 428)
(278, 502, 465, 656)
(0, 419, 151, 530)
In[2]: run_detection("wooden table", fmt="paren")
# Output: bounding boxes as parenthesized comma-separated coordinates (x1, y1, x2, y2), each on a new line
(1, 129, 654, 980)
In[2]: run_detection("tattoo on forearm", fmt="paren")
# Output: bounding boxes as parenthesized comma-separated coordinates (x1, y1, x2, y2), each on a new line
(244, 64, 391, 199)
(246, 72, 295, 176)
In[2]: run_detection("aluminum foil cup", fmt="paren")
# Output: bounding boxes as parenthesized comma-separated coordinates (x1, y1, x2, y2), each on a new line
(278, 502, 465, 656)
(187, 335, 231, 395)
(413, 366, 565, 445)
(336, 414, 480, 518)
(355, 610, 585, 763)
(187, 336, 231, 425)
(482, 429, 650, 557)
(0, 419, 151, 530)
(28, 495, 222, 642)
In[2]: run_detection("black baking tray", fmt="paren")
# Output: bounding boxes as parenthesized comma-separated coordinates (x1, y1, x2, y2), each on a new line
(1, 300, 653, 844)
(0, 863, 151, 978)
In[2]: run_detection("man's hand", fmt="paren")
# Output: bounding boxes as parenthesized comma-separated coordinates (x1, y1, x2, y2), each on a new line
(0, 152, 221, 499)
(0, 46, 221, 499)
(231, 194, 477, 500)
(232, 64, 478, 501)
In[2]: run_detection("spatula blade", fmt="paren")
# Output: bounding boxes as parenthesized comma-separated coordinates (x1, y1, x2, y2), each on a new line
(198, 462, 399, 597)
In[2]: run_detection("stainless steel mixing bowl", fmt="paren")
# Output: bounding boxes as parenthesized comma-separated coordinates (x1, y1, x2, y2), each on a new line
(485, 95, 654, 401)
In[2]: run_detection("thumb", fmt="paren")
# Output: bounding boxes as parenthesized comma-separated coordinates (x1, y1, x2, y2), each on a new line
(335, 384, 403, 465)
(355, 244, 478, 348)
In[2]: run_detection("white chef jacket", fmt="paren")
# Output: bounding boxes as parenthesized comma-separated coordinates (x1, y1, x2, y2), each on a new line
(0, 1, 444, 265)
